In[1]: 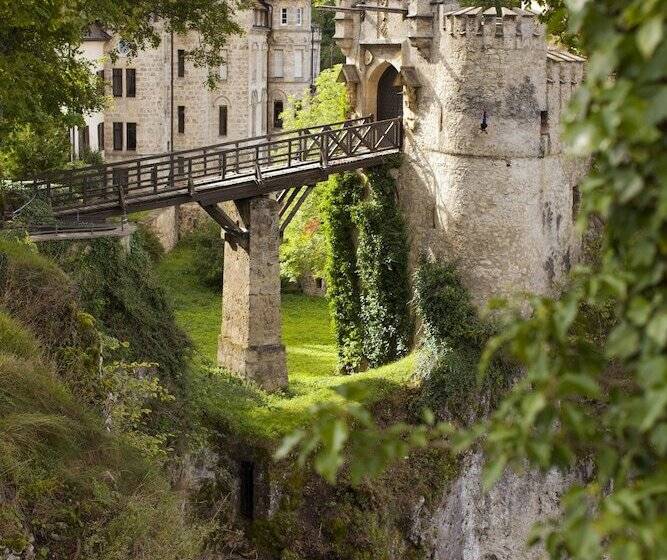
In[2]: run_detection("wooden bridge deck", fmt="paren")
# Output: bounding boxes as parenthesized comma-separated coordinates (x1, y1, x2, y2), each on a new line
(18, 117, 402, 221)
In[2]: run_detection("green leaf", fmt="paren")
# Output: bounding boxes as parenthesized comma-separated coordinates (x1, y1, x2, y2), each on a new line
(605, 323, 640, 358)
(482, 454, 508, 490)
(646, 311, 667, 348)
(558, 374, 600, 398)
(640, 388, 667, 432)
(637, 16, 664, 58)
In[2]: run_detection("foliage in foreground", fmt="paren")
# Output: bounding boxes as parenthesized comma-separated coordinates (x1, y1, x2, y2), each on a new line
(282, 0, 667, 558)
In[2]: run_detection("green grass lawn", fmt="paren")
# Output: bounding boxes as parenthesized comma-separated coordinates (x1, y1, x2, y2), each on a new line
(156, 242, 414, 441)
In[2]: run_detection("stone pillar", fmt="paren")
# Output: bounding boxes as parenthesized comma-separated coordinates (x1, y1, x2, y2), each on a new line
(218, 196, 287, 391)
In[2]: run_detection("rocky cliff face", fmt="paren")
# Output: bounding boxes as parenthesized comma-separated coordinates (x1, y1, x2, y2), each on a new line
(417, 452, 575, 560)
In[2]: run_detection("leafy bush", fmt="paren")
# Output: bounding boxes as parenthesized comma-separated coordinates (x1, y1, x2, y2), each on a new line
(413, 258, 515, 422)
(180, 220, 225, 288)
(42, 234, 192, 394)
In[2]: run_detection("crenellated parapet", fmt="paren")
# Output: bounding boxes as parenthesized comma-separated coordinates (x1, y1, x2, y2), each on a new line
(441, 6, 545, 50)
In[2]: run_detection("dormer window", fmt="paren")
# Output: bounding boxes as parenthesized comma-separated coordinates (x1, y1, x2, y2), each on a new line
(281, 7, 288, 25)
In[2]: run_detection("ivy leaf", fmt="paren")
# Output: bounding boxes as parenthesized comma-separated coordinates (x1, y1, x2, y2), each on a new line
(637, 16, 664, 58)
(640, 388, 667, 432)
(646, 311, 667, 348)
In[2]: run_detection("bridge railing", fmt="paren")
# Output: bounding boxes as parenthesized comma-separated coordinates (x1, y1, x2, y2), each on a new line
(26, 116, 402, 215)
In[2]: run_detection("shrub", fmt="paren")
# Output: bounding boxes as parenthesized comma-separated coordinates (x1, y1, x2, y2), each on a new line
(180, 220, 225, 288)
(413, 258, 515, 422)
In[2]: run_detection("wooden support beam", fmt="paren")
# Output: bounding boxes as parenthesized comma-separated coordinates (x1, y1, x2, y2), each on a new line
(199, 202, 249, 251)
(279, 187, 303, 219)
(280, 186, 314, 233)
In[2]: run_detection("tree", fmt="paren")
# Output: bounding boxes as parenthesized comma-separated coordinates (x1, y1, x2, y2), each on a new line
(0, 0, 242, 139)
(281, 1, 667, 558)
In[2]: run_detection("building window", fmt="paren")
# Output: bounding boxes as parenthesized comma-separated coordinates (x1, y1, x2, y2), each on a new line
(113, 122, 123, 151)
(296, 7, 303, 26)
(178, 106, 185, 134)
(78, 126, 90, 154)
(219, 51, 228, 80)
(219, 105, 228, 136)
(280, 7, 288, 25)
(97, 122, 104, 151)
(112, 69, 123, 97)
(126, 69, 136, 97)
(294, 49, 303, 78)
(126, 122, 137, 151)
(273, 100, 284, 129)
(177, 49, 185, 77)
(273, 49, 284, 78)
(254, 8, 267, 27)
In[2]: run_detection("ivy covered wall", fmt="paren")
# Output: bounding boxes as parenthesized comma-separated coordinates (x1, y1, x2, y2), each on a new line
(323, 166, 411, 373)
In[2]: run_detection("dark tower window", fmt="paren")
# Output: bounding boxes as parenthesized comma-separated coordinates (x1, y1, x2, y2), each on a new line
(273, 100, 284, 129)
(376, 65, 403, 121)
(178, 106, 185, 134)
(126, 68, 136, 97)
(219, 105, 228, 136)
(239, 461, 255, 520)
(177, 49, 185, 77)
(97, 122, 104, 150)
(112, 69, 123, 97)
(112, 122, 123, 151)
(126, 122, 137, 151)
(540, 110, 549, 134)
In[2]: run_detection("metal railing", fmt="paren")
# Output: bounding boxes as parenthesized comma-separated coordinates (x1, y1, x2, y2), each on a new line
(22, 116, 402, 216)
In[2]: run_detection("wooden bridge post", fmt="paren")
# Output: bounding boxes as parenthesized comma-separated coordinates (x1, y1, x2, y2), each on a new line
(218, 195, 287, 391)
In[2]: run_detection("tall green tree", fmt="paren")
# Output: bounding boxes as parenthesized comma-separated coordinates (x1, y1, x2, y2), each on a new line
(0, 0, 243, 139)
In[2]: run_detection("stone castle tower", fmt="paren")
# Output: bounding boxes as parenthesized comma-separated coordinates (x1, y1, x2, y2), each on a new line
(335, 2, 587, 302)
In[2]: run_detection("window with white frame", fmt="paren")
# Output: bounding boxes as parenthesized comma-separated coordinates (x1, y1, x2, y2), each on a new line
(280, 7, 288, 24)
(273, 49, 284, 77)
(294, 49, 303, 78)
(296, 7, 303, 26)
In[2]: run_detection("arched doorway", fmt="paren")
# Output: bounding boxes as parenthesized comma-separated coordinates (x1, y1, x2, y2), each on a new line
(376, 65, 403, 121)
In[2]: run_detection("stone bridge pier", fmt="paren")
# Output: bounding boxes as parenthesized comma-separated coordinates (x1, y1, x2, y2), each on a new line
(217, 195, 288, 391)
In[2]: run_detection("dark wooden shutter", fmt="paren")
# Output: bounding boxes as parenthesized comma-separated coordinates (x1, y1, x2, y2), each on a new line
(177, 50, 185, 77)
(178, 106, 185, 133)
(126, 123, 137, 151)
(219, 106, 228, 136)
(97, 122, 105, 150)
(113, 122, 123, 151)
(112, 69, 123, 97)
(126, 69, 136, 97)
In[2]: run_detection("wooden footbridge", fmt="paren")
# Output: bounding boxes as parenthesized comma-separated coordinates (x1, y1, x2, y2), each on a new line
(7, 116, 401, 244)
(3, 115, 402, 390)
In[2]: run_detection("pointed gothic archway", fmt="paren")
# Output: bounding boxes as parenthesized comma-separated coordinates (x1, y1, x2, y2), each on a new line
(376, 65, 403, 121)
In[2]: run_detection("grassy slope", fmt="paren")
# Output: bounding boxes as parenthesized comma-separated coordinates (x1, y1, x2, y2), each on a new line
(157, 243, 414, 441)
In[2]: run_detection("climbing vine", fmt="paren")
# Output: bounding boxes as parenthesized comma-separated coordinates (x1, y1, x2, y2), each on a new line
(322, 165, 411, 372)
(353, 166, 410, 367)
(322, 172, 364, 374)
